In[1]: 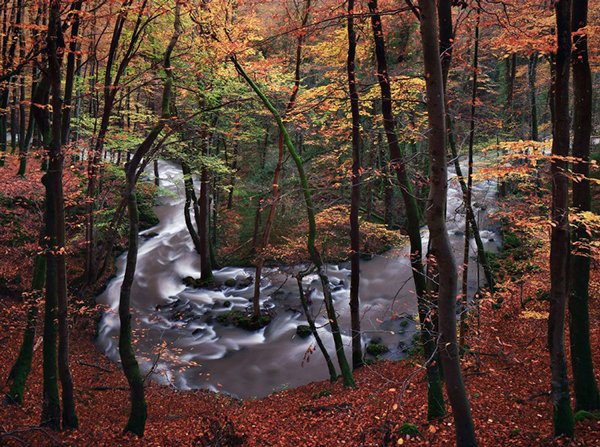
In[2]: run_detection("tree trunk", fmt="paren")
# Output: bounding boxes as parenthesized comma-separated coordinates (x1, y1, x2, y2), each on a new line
(528, 54, 539, 141)
(418, 0, 477, 445)
(459, 10, 479, 349)
(369, 0, 443, 418)
(549, 0, 575, 437)
(182, 162, 203, 254)
(252, 0, 311, 319)
(297, 276, 337, 382)
(199, 131, 214, 285)
(6, 256, 45, 404)
(569, 0, 600, 412)
(233, 57, 355, 388)
(347, 0, 362, 369)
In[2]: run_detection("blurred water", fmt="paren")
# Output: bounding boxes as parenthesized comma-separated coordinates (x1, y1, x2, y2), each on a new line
(96, 158, 500, 398)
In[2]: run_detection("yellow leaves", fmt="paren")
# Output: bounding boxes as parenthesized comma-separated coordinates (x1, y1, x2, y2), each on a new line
(428, 425, 437, 433)
(521, 310, 549, 320)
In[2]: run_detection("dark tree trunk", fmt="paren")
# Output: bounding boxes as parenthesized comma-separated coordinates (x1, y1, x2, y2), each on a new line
(199, 131, 214, 285)
(61, 1, 83, 146)
(369, 0, 444, 419)
(418, 0, 477, 444)
(569, 0, 600, 412)
(117, 5, 181, 435)
(459, 10, 479, 349)
(154, 159, 160, 186)
(549, 0, 575, 437)
(297, 276, 337, 382)
(182, 162, 203, 254)
(347, 0, 362, 369)
(528, 54, 539, 141)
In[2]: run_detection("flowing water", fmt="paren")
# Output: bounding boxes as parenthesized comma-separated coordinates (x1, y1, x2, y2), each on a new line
(96, 158, 500, 399)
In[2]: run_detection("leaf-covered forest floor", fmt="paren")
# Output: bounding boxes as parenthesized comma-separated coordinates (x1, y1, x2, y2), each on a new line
(1, 156, 599, 446)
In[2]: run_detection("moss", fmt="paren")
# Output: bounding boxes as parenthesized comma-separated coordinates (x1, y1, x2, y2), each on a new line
(311, 389, 332, 399)
(295, 325, 312, 339)
(216, 310, 271, 331)
(574, 410, 600, 422)
(366, 341, 389, 357)
(509, 428, 522, 437)
(398, 422, 421, 438)
(224, 278, 237, 287)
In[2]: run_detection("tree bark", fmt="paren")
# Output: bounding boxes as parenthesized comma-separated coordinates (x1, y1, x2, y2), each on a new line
(569, 0, 600, 412)
(549, 0, 575, 437)
(528, 53, 539, 141)
(182, 162, 203, 254)
(347, 0, 362, 369)
(418, 0, 477, 444)
(369, 0, 443, 418)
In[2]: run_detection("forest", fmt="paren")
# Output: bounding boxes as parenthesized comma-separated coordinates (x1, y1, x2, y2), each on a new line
(0, 0, 599, 445)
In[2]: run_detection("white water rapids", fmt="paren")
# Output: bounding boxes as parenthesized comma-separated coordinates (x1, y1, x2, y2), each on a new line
(96, 157, 500, 399)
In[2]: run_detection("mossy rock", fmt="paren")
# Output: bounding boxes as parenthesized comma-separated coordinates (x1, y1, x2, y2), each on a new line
(183, 276, 196, 287)
(296, 325, 312, 339)
(216, 310, 271, 331)
(224, 278, 237, 287)
(223, 300, 232, 308)
(366, 341, 389, 357)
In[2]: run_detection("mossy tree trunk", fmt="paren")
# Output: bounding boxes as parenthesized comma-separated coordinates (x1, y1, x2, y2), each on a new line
(6, 255, 45, 404)
(252, 0, 310, 321)
(233, 56, 355, 388)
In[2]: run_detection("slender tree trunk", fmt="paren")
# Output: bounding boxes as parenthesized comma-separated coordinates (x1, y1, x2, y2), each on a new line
(459, 11, 479, 349)
(234, 57, 355, 388)
(369, 0, 443, 418)
(549, 0, 575, 437)
(6, 256, 45, 404)
(252, 0, 311, 318)
(199, 131, 214, 285)
(297, 276, 337, 382)
(347, 0, 362, 369)
(528, 53, 539, 141)
(182, 162, 203, 254)
(418, 0, 477, 445)
(569, 0, 600, 412)
(117, 5, 180, 435)
(153, 159, 160, 186)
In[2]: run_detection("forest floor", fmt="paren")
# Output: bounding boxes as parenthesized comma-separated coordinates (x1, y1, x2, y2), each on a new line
(1, 155, 600, 446)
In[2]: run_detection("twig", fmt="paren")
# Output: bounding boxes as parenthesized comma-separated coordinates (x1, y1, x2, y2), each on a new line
(77, 360, 112, 373)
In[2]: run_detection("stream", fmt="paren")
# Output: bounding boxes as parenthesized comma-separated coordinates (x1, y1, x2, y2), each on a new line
(96, 157, 500, 399)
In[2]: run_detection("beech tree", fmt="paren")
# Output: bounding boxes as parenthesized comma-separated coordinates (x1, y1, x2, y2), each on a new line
(417, 0, 477, 444)
(548, 0, 575, 437)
